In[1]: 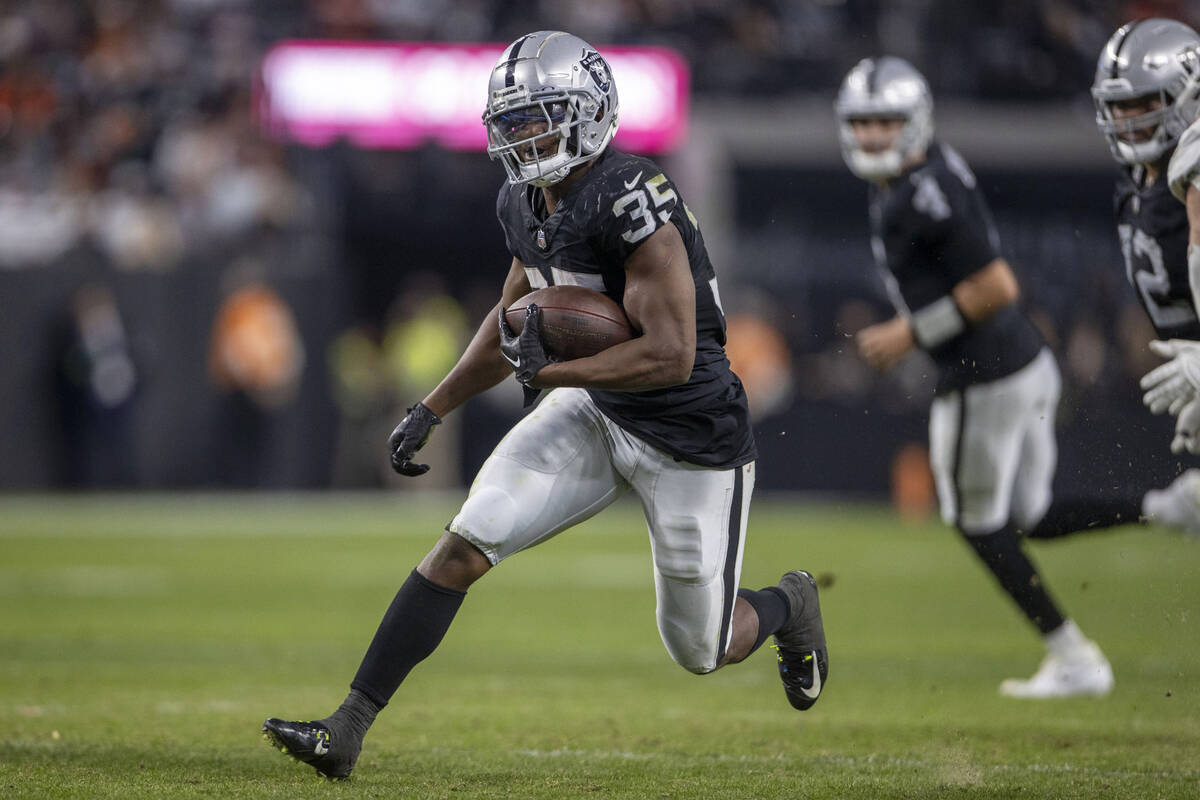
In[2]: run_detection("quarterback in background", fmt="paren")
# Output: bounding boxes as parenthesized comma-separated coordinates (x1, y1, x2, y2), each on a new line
(260, 31, 827, 780)
(1092, 17, 1200, 520)
(838, 56, 1127, 699)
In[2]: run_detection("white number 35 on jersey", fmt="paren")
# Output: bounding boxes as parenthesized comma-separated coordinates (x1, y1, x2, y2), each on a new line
(613, 173, 678, 244)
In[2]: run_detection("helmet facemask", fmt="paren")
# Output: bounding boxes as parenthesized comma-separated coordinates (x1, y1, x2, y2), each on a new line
(483, 32, 619, 188)
(834, 58, 934, 182)
(838, 107, 932, 181)
(1091, 19, 1200, 166)
(486, 91, 585, 187)
(1094, 83, 1197, 165)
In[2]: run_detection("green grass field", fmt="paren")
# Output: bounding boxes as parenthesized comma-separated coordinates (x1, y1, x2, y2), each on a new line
(2, 493, 1198, 799)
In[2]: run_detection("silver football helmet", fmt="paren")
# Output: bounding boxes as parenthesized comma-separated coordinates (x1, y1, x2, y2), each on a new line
(1092, 18, 1200, 165)
(834, 57, 934, 181)
(482, 31, 619, 187)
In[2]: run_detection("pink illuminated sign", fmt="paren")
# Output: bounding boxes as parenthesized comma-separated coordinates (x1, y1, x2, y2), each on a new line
(257, 41, 689, 154)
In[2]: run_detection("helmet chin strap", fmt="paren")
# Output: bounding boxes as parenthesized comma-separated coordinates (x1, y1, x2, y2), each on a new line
(528, 165, 572, 187)
(1117, 133, 1169, 165)
(848, 149, 903, 181)
(513, 124, 575, 186)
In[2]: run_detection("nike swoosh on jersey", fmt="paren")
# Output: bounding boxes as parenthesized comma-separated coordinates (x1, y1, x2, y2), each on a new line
(623, 171, 644, 190)
(799, 650, 822, 699)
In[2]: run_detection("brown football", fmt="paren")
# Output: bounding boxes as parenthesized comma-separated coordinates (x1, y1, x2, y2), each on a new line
(504, 285, 635, 361)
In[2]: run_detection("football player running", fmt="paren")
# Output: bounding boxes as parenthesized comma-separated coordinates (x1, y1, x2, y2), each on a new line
(838, 57, 1121, 699)
(1092, 18, 1200, 525)
(261, 31, 827, 779)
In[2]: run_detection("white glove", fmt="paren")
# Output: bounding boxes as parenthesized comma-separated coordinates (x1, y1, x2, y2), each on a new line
(1140, 339, 1200, 415)
(1172, 398, 1200, 454)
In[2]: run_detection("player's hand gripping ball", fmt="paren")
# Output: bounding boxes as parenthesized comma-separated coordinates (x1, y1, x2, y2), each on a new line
(503, 285, 634, 361)
(498, 303, 551, 408)
(498, 304, 551, 385)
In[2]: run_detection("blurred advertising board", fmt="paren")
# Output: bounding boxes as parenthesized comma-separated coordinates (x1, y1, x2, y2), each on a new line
(257, 40, 689, 153)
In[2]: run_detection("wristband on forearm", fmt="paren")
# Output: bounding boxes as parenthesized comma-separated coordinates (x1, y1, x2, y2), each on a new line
(910, 295, 966, 349)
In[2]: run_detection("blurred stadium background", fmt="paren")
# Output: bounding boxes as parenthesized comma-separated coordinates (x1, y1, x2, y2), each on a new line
(1, 0, 1198, 502)
(7, 4, 1200, 797)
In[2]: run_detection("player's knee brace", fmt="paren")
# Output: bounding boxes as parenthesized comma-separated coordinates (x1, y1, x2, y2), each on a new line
(657, 605, 722, 675)
(664, 638, 718, 675)
(448, 485, 519, 563)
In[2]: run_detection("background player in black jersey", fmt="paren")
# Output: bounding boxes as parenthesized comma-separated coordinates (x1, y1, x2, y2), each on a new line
(259, 31, 828, 779)
(1091, 18, 1200, 528)
(836, 56, 1130, 699)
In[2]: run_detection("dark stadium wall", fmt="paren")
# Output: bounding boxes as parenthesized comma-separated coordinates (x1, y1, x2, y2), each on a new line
(0, 154, 1189, 497)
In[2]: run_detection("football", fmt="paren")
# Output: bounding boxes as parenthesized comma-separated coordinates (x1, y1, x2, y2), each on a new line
(504, 285, 635, 361)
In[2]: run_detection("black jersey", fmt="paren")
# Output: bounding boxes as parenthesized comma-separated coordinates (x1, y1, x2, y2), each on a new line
(869, 141, 1043, 394)
(1113, 163, 1200, 340)
(496, 148, 757, 469)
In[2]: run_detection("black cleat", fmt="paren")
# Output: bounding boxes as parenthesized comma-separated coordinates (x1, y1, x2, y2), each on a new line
(261, 718, 359, 779)
(772, 570, 829, 711)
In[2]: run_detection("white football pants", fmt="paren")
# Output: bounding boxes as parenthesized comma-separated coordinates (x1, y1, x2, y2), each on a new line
(448, 387, 753, 674)
(929, 347, 1060, 534)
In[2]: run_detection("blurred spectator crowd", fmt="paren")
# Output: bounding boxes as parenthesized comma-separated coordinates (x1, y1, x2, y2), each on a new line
(3, 0, 1196, 272)
(0, 0, 311, 271)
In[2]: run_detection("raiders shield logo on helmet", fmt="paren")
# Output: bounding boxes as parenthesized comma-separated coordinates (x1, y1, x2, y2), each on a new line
(581, 50, 611, 93)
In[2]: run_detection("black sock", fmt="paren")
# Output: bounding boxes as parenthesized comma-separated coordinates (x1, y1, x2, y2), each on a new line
(326, 689, 380, 737)
(350, 569, 466, 708)
(319, 688, 380, 767)
(1022, 498, 1143, 539)
(961, 524, 1065, 634)
(737, 586, 790, 654)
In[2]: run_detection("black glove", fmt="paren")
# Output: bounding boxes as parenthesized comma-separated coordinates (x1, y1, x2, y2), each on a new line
(388, 402, 442, 476)
(499, 303, 550, 407)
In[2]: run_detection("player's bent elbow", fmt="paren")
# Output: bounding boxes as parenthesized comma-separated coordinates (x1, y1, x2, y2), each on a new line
(986, 259, 1021, 305)
(997, 273, 1020, 305)
(666, 363, 694, 387)
(627, 340, 692, 388)
(658, 346, 694, 386)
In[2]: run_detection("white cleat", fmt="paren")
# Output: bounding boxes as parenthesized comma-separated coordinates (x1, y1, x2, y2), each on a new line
(999, 642, 1114, 699)
(1142, 469, 1200, 535)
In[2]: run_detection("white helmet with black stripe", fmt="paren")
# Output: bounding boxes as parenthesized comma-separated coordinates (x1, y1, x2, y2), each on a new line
(1092, 18, 1200, 165)
(834, 56, 934, 181)
(483, 31, 619, 187)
